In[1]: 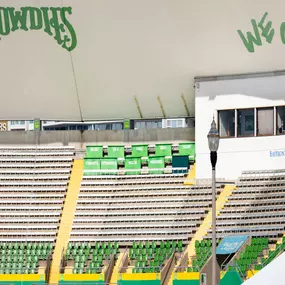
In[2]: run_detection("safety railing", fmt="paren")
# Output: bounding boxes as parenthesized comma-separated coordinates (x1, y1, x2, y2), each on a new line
(119, 265, 163, 275)
(261, 239, 285, 269)
(83, 167, 189, 176)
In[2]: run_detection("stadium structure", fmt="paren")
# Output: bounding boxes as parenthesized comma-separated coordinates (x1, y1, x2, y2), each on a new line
(0, 1, 284, 285)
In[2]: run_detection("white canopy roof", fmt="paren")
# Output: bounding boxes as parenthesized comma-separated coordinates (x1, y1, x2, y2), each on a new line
(0, 0, 283, 120)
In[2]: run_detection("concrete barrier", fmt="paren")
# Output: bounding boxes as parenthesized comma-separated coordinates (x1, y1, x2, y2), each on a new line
(0, 128, 194, 148)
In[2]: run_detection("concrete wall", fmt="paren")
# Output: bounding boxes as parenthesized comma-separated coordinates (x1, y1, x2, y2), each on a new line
(195, 72, 285, 180)
(0, 128, 194, 148)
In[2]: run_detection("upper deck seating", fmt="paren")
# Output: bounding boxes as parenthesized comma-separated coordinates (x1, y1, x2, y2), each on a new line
(84, 143, 195, 175)
(206, 169, 285, 240)
(0, 146, 75, 241)
(70, 172, 221, 243)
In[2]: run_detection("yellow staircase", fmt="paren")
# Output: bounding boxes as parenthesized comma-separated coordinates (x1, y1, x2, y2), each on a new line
(172, 164, 196, 270)
(170, 183, 236, 284)
(187, 184, 236, 259)
(110, 252, 125, 284)
(48, 159, 84, 284)
(184, 163, 196, 185)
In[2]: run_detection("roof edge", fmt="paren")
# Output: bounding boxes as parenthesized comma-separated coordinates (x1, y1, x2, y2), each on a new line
(194, 69, 285, 83)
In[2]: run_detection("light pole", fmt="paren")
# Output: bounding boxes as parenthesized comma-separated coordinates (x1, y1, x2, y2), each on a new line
(207, 118, 220, 285)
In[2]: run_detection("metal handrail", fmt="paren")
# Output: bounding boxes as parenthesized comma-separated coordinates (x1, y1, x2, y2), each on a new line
(261, 240, 285, 268)
(230, 262, 247, 279)
(120, 265, 163, 272)
(117, 247, 129, 274)
(220, 252, 234, 271)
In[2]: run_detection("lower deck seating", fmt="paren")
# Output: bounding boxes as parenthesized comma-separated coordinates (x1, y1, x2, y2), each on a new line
(187, 240, 217, 272)
(65, 242, 119, 274)
(232, 238, 269, 276)
(0, 242, 53, 274)
(187, 238, 269, 276)
(130, 240, 184, 273)
(63, 240, 185, 274)
(257, 236, 285, 270)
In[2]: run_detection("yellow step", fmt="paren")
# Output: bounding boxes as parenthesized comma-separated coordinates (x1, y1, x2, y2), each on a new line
(110, 252, 125, 284)
(48, 159, 84, 284)
(126, 267, 133, 274)
(170, 185, 236, 285)
(184, 163, 196, 185)
(187, 185, 236, 260)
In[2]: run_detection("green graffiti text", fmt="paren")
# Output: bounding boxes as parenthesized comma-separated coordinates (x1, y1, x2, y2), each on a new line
(238, 12, 275, 53)
(0, 6, 77, 52)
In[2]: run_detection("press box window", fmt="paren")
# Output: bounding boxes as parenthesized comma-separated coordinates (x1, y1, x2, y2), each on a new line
(237, 109, 254, 137)
(277, 106, 285, 135)
(257, 107, 274, 136)
(219, 110, 235, 137)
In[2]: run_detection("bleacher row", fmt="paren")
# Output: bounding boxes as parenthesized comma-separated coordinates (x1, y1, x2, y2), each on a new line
(131, 240, 184, 273)
(65, 242, 119, 274)
(206, 170, 285, 240)
(70, 172, 220, 243)
(0, 146, 74, 242)
(0, 145, 283, 279)
(201, 169, 285, 276)
(0, 242, 53, 274)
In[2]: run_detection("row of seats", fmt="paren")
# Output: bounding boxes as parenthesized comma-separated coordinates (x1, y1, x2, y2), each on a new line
(84, 143, 195, 175)
(0, 242, 53, 274)
(0, 146, 74, 151)
(0, 152, 74, 157)
(65, 242, 119, 274)
(187, 240, 220, 272)
(131, 240, 184, 273)
(86, 143, 195, 160)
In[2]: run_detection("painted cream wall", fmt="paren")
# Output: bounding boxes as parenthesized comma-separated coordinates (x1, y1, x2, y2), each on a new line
(195, 73, 285, 180)
(1, 0, 285, 120)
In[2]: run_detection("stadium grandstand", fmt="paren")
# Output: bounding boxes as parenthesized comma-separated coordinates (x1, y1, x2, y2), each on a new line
(0, 0, 284, 285)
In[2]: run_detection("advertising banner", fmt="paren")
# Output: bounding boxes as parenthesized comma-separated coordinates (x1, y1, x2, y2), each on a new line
(217, 236, 249, 255)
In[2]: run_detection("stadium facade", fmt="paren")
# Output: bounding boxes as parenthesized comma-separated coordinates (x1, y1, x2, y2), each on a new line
(195, 71, 285, 179)
(0, 1, 284, 285)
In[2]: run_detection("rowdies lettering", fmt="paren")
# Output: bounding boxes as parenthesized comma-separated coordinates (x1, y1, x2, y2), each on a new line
(0, 7, 77, 52)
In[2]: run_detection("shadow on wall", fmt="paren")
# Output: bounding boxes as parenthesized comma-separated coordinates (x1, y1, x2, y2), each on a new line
(195, 70, 285, 102)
